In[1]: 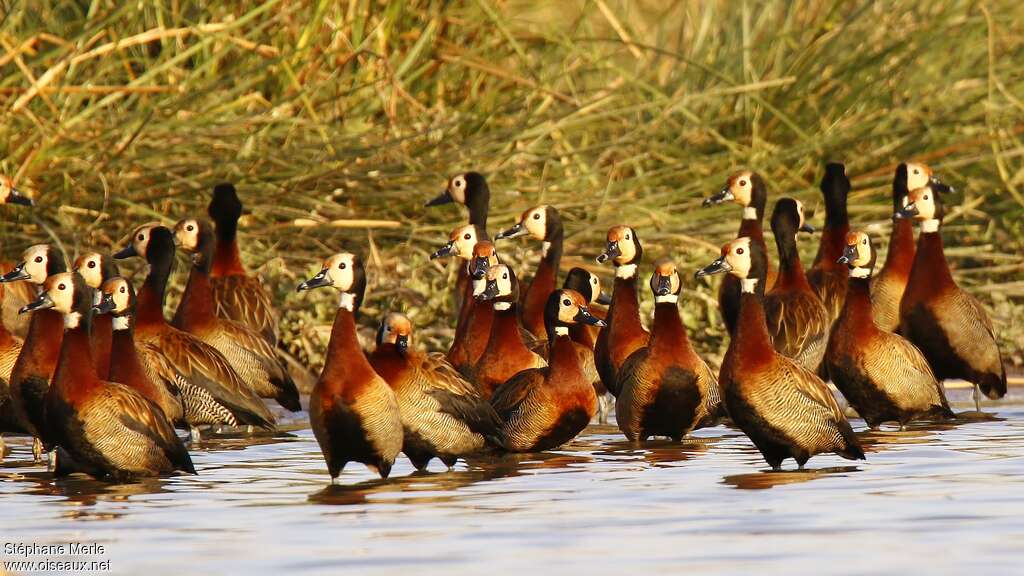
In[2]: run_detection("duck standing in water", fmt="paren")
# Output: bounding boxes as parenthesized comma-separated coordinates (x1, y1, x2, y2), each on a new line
(444, 240, 498, 377)
(696, 238, 864, 470)
(561, 267, 611, 422)
(808, 163, 852, 325)
(426, 173, 491, 314)
(72, 252, 119, 379)
(615, 260, 721, 442)
(826, 231, 953, 428)
(298, 252, 403, 481)
(489, 289, 605, 452)
(28, 272, 195, 480)
(495, 205, 564, 339)
(898, 185, 1007, 411)
(593, 226, 649, 397)
(369, 313, 504, 470)
(0, 177, 36, 338)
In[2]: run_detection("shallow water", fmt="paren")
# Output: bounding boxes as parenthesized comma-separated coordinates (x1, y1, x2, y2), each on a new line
(1, 387, 1022, 575)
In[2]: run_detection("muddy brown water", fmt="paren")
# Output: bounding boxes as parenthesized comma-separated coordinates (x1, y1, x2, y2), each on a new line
(1, 387, 1021, 575)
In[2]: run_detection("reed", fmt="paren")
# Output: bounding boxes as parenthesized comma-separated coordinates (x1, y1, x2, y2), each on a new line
(0, 1, 1021, 370)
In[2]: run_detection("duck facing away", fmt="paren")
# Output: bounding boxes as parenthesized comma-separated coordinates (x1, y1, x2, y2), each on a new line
(615, 260, 721, 442)
(30, 272, 195, 481)
(593, 225, 649, 397)
(468, 264, 546, 399)
(174, 218, 300, 412)
(808, 162, 852, 325)
(898, 185, 1006, 410)
(496, 205, 564, 339)
(703, 171, 774, 334)
(298, 252, 403, 481)
(207, 183, 279, 346)
(764, 198, 829, 372)
(369, 313, 504, 470)
(696, 237, 864, 470)
(489, 289, 605, 452)
(115, 224, 275, 429)
(826, 231, 953, 429)
(871, 162, 937, 332)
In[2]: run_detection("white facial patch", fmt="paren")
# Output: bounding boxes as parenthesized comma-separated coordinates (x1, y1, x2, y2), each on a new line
(615, 264, 637, 279)
(921, 219, 940, 233)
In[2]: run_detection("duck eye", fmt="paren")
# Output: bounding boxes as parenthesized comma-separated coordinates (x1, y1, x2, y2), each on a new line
(502, 273, 508, 279)
(120, 286, 126, 293)
(591, 277, 598, 284)
(739, 179, 747, 187)
(338, 262, 347, 270)
(562, 299, 571, 306)
(463, 233, 471, 240)
(137, 234, 145, 241)
(58, 283, 66, 290)
(532, 213, 541, 220)
(736, 248, 745, 255)
(862, 239, 868, 245)
(913, 169, 920, 175)
(87, 261, 96, 268)
(187, 225, 195, 232)
(625, 234, 631, 240)
(34, 256, 43, 263)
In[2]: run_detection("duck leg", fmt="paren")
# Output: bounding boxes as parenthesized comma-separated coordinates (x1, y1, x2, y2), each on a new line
(972, 384, 982, 412)
(0, 434, 5, 461)
(32, 437, 43, 462)
(189, 426, 201, 443)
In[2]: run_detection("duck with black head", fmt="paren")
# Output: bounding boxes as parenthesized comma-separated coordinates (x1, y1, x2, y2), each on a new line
(24, 272, 195, 481)
(489, 289, 605, 452)
(445, 240, 499, 377)
(696, 238, 864, 470)
(615, 260, 722, 442)
(114, 224, 275, 430)
(431, 223, 486, 341)
(1, 244, 67, 461)
(826, 231, 953, 429)
(73, 252, 119, 379)
(298, 252, 403, 481)
(368, 312, 504, 470)
(764, 198, 829, 372)
(898, 184, 1007, 412)
(562, 267, 611, 422)
(467, 264, 547, 399)
(173, 217, 300, 412)
(871, 162, 941, 333)
(207, 183, 279, 346)
(808, 162, 852, 326)
(703, 171, 776, 334)
(95, 276, 235, 439)
(593, 225, 649, 398)
(495, 205, 564, 339)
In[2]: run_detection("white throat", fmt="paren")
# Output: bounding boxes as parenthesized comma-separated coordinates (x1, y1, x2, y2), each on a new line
(493, 301, 512, 311)
(472, 278, 486, 295)
(554, 326, 569, 336)
(64, 312, 82, 329)
(654, 294, 678, 304)
(112, 316, 131, 331)
(849, 267, 870, 279)
(921, 219, 940, 233)
(542, 241, 552, 258)
(741, 278, 759, 293)
(339, 292, 356, 311)
(615, 264, 637, 279)
(742, 206, 758, 220)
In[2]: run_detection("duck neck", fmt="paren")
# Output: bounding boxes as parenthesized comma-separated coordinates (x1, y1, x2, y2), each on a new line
(548, 333, 583, 382)
(737, 214, 765, 244)
(136, 254, 172, 328)
(108, 319, 147, 385)
(910, 227, 955, 288)
(467, 192, 490, 233)
(540, 224, 563, 274)
(19, 308, 65, 377)
(840, 274, 874, 327)
(53, 313, 98, 397)
(817, 223, 850, 270)
(774, 230, 810, 289)
(732, 288, 775, 366)
(650, 301, 691, 356)
(609, 271, 642, 332)
(321, 307, 374, 385)
(487, 304, 531, 357)
(882, 217, 917, 275)
(173, 262, 218, 331)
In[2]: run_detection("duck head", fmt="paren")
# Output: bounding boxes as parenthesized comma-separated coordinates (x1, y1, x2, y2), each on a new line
(695, 237, 768, 295)
(174, 217, 217, 270)
(650, 259, 682, 304)
(1, 244, 66, 285)
(297, 252, 367, 313)
(898, 184, 949, 229)
(426, 172, 490, 228)
(475, 264, 519, 310)
(704, 170, 767, 216)
(21, 272, 94, 329)
(73, 251, 119, 290)
(376, 312, 413, 354)
(837, 231, 876, 278)
(563, 267, 611, 306)
(468, 240, 499, 280)
(94, 276, 136, 318)
(496, 205, 562, 242)
(544, 289, 606, 339)
(114, 222, 161, 260)
(0, 176, 33, 206)
(431, 224, 481, 261)
(596, 225, 642, 268)
(771, 198, 815, 239)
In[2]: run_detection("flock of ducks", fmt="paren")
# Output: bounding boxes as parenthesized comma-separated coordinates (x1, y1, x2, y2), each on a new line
(0, 161, 1009, 483)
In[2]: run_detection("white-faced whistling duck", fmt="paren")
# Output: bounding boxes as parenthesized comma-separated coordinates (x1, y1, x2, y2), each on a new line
(593, 225, 649, 398)
(173, 218, 301, 412)
(97, 276, 237, 438)
(826, 231, 954, 429)
(871, 162, 935, 332)
(764, 198, 830, 372)
(0, 177, 35, 338)
(489, 289, 605, 452)
(898, 184, 1007, 411)
(2, 244, 67, 459)
(114, 224, 276, 429)
(495, 205, 564, 339)
(0, 288, 24, 458)
(94, 277, 186, 427)
(25, 272, 195, 480)
(615, 260, 722, 442)
(469, 264, 547, 399)
(808, 163, 852, 325)
(207, 183, 280, 346)
(297, 252, 403, 480)
(427, 173, 492, 313)
(369, 313, 504, 470)
(72, 252, 119, 379)
(431, 223, 485, 343)
(445, 240, 498, 376)
(696, 238, 864, 470)
(703, 171, 775, 334)
(562, 267, 611, 422)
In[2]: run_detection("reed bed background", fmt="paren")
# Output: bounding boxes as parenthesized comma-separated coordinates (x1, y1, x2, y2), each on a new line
(0, 0, 1021, 379)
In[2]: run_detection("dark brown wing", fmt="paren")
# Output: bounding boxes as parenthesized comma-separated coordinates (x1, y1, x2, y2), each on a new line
(211, 275, 279, 346)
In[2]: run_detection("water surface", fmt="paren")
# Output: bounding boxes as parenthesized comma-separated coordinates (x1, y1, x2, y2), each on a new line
(2, 387, 1022, 575)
